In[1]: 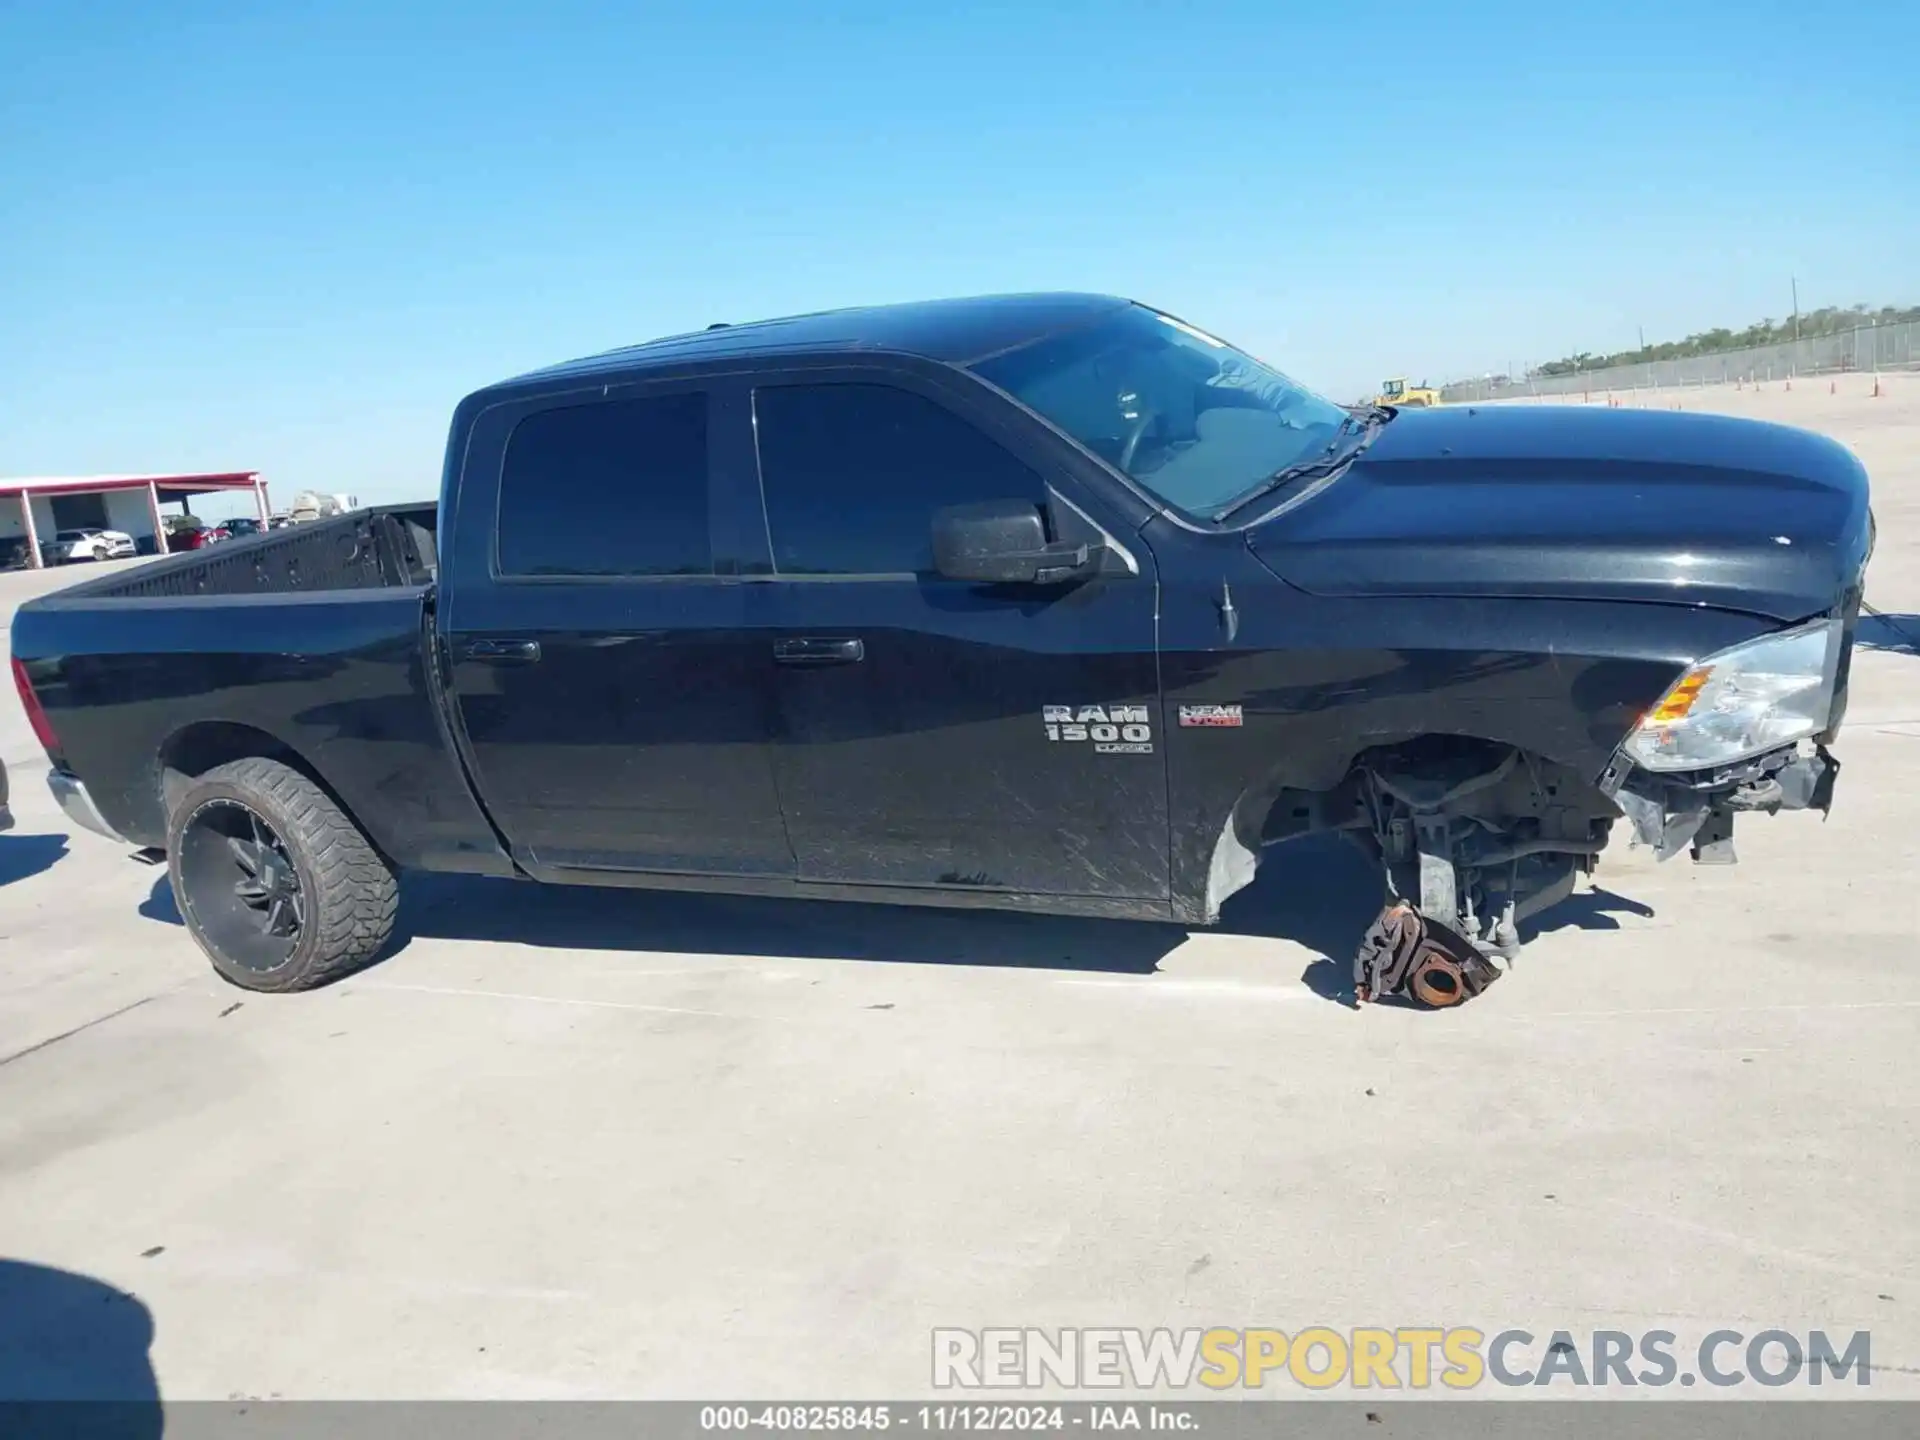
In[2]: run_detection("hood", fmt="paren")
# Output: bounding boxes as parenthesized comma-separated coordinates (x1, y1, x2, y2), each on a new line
(1246, 404, 1872, 621)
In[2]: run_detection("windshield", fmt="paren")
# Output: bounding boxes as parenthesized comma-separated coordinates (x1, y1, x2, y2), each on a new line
(970, 304, 1351, 518)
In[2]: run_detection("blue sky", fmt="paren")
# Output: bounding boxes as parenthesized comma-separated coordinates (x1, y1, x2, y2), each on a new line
(4, 0, 1916, 511)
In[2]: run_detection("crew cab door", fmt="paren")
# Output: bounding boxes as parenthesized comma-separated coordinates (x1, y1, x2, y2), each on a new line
(441, 379, 790, 877)
(741, 366, 1167, 901)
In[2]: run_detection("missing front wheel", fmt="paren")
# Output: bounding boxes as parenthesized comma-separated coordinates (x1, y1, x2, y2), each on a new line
(1348, 740, 1618, 1007)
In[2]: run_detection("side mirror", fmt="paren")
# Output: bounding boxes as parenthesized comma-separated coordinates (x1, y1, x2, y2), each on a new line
(931, 500, 1096, 585)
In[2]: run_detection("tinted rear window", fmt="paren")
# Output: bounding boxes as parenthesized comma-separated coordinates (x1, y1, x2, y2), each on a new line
(498, 393, 711, 578)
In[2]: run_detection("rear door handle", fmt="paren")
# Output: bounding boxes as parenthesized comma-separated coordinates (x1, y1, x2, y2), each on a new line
(462, 637, 542, 664)
(773, 637, 865, 667)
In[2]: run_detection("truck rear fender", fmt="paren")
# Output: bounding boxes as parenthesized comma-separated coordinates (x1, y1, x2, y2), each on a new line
(154, 719, 374, 855)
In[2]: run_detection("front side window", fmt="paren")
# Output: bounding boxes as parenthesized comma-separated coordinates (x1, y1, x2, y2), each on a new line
(971, 304, 1350, 519)
(754, 382, 1044, 576)
(497, 392, 710, 578)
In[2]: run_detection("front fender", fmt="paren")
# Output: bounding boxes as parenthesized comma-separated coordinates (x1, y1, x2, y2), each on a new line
(1159, 589, 1776, 923)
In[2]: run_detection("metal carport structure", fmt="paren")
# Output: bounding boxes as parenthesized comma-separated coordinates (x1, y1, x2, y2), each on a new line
(1, 471, 269, 569)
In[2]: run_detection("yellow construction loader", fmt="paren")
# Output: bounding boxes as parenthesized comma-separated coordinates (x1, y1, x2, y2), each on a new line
(1377, 377, 1442, 408)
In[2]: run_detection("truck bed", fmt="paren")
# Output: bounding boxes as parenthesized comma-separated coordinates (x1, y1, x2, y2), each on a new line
(10, 500, 511, 876)
(54, 502, 439, 602)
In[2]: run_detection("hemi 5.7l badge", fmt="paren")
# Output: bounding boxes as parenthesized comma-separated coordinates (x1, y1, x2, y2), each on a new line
(1043, 705, 1153, 754)
(1179, 704, 1244, 728)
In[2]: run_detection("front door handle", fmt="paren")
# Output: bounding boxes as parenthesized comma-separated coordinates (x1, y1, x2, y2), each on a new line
(773, 637, 865, 667)
(462, 637, 542, 664)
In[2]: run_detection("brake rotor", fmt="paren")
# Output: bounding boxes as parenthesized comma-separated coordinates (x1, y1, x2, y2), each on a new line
(1353, 902, 1502, 1009)
(1409, 951, 1467, 1008)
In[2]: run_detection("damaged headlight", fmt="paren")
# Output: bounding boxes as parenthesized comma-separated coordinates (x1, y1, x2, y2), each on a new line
(1622, 618, 1843, 772)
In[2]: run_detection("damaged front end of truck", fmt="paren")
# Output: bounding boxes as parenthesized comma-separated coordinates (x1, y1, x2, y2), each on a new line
(1348, 607, 1858, 1009)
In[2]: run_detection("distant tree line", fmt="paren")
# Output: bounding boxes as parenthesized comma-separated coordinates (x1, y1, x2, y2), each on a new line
(1533, 302, 1920, 377)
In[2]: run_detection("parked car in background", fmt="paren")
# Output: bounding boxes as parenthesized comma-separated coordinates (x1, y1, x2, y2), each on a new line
(164, 518, 229, 552)
(224, 517, 265, 539)
(42, 528, 135, 564)
(1, 537, 31, 570)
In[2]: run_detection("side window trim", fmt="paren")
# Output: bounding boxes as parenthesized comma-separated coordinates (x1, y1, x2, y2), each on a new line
(488, 380, 722, 586)
(1051, 489, 1140, 577)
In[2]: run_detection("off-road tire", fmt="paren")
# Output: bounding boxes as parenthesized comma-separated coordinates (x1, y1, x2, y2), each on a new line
(167, 757, 398, 992)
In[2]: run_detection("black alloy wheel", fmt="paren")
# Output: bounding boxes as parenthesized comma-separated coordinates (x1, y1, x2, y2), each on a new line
(175, 799, 307, 975)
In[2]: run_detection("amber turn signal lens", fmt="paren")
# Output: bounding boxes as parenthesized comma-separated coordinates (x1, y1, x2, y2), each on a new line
(1647, 667, 1713, 724)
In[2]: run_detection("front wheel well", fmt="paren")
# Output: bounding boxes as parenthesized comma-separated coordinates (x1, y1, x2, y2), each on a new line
(1258, 734, 1611, 841)
(1201, 734, 1616, 921)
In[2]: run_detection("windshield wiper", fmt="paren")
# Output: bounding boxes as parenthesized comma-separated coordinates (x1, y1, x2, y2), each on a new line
(1209, 454, 1351, 521)
(1210, 409, 1390, 522)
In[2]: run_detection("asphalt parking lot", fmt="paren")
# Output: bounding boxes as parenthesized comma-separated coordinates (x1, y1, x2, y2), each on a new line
(3, 379, 1918, 1401)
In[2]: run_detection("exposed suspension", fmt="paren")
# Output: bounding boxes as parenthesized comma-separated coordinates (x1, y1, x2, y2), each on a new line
(1347, 740, 1613, 1008)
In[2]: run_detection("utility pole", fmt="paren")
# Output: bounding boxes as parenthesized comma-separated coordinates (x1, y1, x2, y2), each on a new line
(1638, 325, 1646, 352)
(1792, 276, 1800, 341)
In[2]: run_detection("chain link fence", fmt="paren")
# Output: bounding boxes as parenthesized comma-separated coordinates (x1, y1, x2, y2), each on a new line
(1440, 320, 1920, 403)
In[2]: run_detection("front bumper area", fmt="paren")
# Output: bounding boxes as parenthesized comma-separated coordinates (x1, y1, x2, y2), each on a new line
(1601, 742, 1839, 863)
(48, 769, 128, 843)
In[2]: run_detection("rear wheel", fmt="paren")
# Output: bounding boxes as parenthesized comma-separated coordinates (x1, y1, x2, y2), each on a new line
(167, 757, 398, 992)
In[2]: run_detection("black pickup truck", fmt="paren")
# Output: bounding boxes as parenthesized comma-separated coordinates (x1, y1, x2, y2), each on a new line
(10, 294, 1872, 1003)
